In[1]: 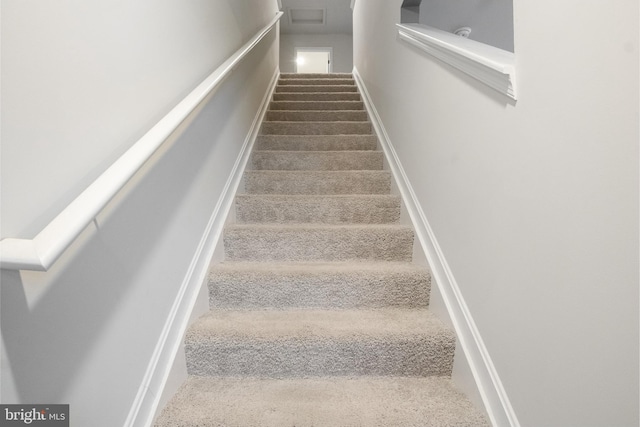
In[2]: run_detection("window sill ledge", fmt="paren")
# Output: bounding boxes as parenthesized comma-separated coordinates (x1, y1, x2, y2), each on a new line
(396, 23, 517, 100)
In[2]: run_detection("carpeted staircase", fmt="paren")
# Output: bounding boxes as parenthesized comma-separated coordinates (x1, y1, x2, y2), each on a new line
(155, 73, 490, 426)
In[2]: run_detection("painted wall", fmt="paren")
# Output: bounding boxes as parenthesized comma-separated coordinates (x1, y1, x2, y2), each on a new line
(354, 0, 639, 426)
(418, 0, 514, 52)
(280, 33, 353, 73)
(0, 1, 279, 425)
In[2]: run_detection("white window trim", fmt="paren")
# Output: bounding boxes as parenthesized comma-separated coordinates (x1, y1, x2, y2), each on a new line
(397, 23, 517, 100)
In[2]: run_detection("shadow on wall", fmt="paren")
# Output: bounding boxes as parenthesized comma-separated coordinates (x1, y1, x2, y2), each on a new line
(401, 0, 514, 52)
(0, 105, 216, 403)
(0, 29, 276, 414)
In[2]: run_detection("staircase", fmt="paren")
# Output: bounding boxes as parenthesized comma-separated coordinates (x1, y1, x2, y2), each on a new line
(155, 73, 489, 426)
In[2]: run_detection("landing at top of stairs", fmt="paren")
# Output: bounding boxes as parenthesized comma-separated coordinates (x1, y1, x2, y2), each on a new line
(280, 72, 354, 79)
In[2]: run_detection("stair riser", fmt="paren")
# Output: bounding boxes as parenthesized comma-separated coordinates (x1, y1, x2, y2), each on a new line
(209, 270, 429, 309)
(244, 171, 391, 195)
(223, 227, 414, 262)
(261, 122, 371, 135)
(278, 79, 354, 86)
(236, 195, 400, 224)
(273, 93, 361, 101)
(269, 101, 364, 111)
(185, 338, 454, 377)
(255, 135, 378, 151)
(250, 151, 383, 171)
(265, 111, 368, 122)
(276, 85, 358, 93)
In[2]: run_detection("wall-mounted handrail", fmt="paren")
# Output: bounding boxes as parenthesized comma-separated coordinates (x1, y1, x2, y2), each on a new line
(0, 12, 283, 272)
(396, 23, 516, 100)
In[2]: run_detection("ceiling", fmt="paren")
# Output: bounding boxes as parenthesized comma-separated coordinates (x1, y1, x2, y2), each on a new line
(279, 0, 353, 35)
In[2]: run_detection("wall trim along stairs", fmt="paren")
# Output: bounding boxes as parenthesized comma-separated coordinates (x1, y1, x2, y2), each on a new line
(123, 69, 280, 427)
(353, 67, 521, 427)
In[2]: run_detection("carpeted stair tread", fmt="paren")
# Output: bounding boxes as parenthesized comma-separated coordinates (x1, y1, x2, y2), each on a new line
(208, 261, 429, 309)
(273, 92, 361, 101)
(261, 121, 371, 135)
(184, 308, 455, 377)
(269, 100, 364, 111)
(244, 170, 391, 195)
(223, 224, 414, 262)
(265, 110, 368, 122)
(278, 78, 354, 86)
(235, 194, 400, 224)
(250, 150, 383, 171)
(255, 134, 378, 151)
(188, 308, 445, 339)
(155, 376, 489, 427)
(275, 85, 358, 93)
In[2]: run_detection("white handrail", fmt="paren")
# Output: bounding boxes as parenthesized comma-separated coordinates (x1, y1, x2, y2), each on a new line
(0, 12, 283, 271)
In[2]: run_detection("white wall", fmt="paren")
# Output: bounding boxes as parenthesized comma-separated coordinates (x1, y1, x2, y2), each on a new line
(354, 1, 639, 426)
(0, 1, 279, 425)
(418, 0, 514, 52)
(280, 33, 353, 73)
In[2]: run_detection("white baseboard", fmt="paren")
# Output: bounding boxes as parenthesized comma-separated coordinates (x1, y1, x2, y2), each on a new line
(353, 67, 520, 427)
(123, 68, 280, 427)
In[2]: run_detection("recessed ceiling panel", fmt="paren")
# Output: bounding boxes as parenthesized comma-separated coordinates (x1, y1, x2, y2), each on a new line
(280, 0, 353, 35)
(289, 8, 326, 25)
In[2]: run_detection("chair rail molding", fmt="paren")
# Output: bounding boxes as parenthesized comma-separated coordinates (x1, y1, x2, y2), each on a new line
(397, 23, 517, 100)
(0, 11, 284, 272)
(353, 67, 521, 427)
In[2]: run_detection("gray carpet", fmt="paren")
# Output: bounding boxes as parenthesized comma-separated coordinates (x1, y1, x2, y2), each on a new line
(235, 194, 401, 224)
(156, 377, 489, 427)
(250, 150, 383, 170)
(155, 73, 490, 426)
